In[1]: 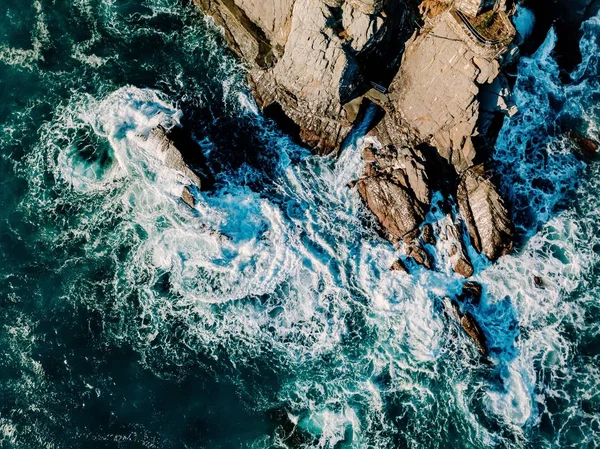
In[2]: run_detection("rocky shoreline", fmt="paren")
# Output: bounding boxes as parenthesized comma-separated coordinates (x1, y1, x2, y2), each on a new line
(188, 0, 597, 354)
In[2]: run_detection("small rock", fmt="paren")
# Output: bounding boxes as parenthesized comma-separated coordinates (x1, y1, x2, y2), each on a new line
(421, 223, 436, 245)
(461, 281, 483, 306)
(443, 296, 462, 322)
(457, 165, 514, 261)
(181, 186, 196, 208)
(390, 259, 409, 273)
(460, 312, 488, 356)
(454, 257, 475, 278)
(533, 276, 544, 289)
(574, 135, 598, 155)
(406, 240, 432, 270)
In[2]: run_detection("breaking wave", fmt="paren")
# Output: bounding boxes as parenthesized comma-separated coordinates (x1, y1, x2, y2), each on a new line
(1, 1, 599, 448)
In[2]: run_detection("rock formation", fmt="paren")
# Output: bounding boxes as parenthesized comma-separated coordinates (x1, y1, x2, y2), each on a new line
(357, 144, 431, 241)
(443, 291, 488, 356)
(194, 0, 418, 154)
(136, 125, 213, 207)
(193, 0, 519, 271)
(457, 164, 514, 261)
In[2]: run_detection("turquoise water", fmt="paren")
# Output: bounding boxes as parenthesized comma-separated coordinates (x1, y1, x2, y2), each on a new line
(0, 1, 599, 447)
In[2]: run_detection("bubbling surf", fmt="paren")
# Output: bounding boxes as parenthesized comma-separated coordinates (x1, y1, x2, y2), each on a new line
(1, 1, 599, 448)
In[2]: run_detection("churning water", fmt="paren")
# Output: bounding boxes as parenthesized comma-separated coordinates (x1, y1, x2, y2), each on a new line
(0, 1, 599, 448)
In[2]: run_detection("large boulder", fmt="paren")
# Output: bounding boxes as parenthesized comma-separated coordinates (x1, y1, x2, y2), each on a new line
(357, 145, 431, 242)
(457, 165, 514, 261)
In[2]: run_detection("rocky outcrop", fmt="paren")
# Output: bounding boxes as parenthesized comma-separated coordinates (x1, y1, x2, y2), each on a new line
(195, 0, 418, 154)
(457, 164, 514, 261)
(443, 292, 488, 356)
(136, 125, 213, 206)
(357, 144, 431, 242)
(193, 0, 517, 271)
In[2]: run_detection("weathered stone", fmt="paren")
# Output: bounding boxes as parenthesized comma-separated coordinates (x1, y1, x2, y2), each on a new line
(421, 223, 436, 245)
(460, 281, 483, 305)
(405, 239, 433, 270)
(195, 0, 408, 154)
(390, 259, 409, 273)
(460, 312, 488, 356)
(357, 177, 426, 241)
(457, 164, 514, 261)
(389, 9, 513, 174)
(443, 296, 462, 322)
(439, 215, 474, 278)
(454, 257, 475, 278)
(182, 186, 196, 208)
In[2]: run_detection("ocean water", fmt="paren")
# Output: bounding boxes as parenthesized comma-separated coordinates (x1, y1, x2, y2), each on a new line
(0, 1, 599, 448)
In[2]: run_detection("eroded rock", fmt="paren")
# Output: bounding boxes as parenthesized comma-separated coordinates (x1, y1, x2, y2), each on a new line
(390, 259, 409, 273)
(137, 125, 213, 206)
(460, 312, 488, 356)
(457, 165, 514, 261)
(357, 145, 431, 242)
(443, 296, 488, 356)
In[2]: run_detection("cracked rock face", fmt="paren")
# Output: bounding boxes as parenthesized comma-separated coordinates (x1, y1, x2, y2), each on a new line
(457, 165, 514, 261)
(389, 11, 506, 174)
(357, 145, 431, 242)
(194, 0, 517, 268)
(195, 0, 408, 154)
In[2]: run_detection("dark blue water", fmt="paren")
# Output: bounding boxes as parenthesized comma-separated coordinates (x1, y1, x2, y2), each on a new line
(1, 1, 599, 448)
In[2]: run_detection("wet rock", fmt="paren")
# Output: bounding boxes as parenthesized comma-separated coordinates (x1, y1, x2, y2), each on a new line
(421, 223, 436, 245)
(181, 186, 196, 208)
(137, 126, 213, 206)
(453, 257, 474, 279)
(533, 276, 544, 289)
(441, 216, 474, 278)
(405, 239, 433, 270)
(357, 145, 432, 243)
(357, 177, 427, 242)
(460, 281, 483, 306)
(573, 135, 599, 156)
(443, 296, 462, 322)
(390, 259, 409, 273)
(144, 125, 213, 190)
(460, 312, 488, 356)
(443, 294, 488, 356)
(194, 0, 413, 154)
(457, 165, 514, 261)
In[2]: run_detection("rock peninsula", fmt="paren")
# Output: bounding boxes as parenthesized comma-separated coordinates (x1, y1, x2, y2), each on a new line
(193, 0, 522, 277)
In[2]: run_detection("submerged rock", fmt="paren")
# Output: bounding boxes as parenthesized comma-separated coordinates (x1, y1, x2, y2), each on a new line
(457, 165, 514, 261)
(573, 135, 599, 156)
(461, 281, 483, 306)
